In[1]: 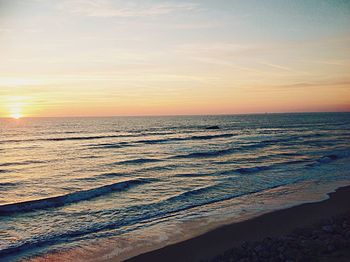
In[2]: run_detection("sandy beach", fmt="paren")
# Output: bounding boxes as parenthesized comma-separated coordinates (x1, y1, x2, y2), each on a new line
(126, 185, 350, 262)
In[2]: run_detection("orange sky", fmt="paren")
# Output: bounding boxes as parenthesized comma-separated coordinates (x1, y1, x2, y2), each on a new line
(0, 0, 350, 118)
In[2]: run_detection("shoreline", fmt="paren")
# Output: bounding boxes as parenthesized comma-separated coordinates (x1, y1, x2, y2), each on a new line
(125, 185, 350, 262)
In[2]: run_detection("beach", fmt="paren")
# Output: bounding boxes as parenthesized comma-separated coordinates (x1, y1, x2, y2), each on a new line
(126, 185, 350, 262)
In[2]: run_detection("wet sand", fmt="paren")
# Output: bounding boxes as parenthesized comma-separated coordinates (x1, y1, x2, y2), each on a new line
(125, 185, 350, 262)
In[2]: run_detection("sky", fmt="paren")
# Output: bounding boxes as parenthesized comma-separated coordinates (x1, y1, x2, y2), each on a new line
(0, 0, 349, 117)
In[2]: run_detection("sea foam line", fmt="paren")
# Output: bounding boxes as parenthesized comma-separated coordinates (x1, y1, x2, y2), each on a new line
(0, 178, 153, 215)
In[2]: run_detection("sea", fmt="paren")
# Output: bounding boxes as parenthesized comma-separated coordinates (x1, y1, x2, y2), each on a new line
(1, 113, 350, 261)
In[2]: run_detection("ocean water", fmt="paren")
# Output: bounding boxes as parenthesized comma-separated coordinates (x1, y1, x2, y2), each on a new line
(1, 113, 350, 261)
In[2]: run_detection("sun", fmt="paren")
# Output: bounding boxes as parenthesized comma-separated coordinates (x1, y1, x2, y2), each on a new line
(8, 101, 24, 119)
(11, 113, 23, 119)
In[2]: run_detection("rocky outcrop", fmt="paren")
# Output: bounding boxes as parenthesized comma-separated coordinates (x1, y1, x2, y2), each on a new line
(211, 213, 350, 262)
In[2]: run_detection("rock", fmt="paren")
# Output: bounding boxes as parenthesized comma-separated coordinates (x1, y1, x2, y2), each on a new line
(299, 240, 308, 248)
(277, 246, 285, 253)
(241, 241, 249, 248)
(327, 245, 335, 252)
(205, 125, 220, 130)
(210, 213, 350, 262)
(253, 244, 264, 253)
(322, 225, 333, 233)
(345, 230, 350, 239)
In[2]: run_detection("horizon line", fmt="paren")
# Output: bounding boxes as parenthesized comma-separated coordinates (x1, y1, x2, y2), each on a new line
(1, 110, 349, 119)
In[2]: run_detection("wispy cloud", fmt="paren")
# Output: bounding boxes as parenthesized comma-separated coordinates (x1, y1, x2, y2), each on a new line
(177, 43, 255, 54)
(308, 59, 350, 66)
(58, 0, 198, 18)
(171, 21, 221, 30)
(0, 77, 43, 87)
(0, 28, 13, 33)
(258, 62, 293, 72)
(279, 79, 350, 89)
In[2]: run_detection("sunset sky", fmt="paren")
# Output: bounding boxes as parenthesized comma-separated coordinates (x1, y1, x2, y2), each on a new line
(0, 0, 349, 117)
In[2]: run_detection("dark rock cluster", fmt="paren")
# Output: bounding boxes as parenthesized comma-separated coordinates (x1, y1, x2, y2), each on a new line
(205, 126, 220, 130)
(211, 213, 350, 262)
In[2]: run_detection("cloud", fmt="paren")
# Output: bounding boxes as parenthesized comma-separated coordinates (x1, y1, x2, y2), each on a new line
(171, 21, 222, 30)
(0, 28, 13, 33)
(58, 0, 198, 18)
(177, 43, 255, 54)
(0, 77, 43, 87)
(280, 79, 350, 89)
(244, 78, 350, 93)
(309, 59, 350, 66)
(257, 62, 293, 72)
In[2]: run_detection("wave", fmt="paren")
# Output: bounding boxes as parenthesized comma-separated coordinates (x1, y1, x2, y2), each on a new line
(44, 135, 123, 141)
(190, 133, 234, 140)
(89, 133, 236, 148)
(174, 164, 284, 177)
(0, 133, 143, 144)
(115, 158, 163, 165)
(219, 151, 350, 175)
(317, 155, 338, 163)
(78, 155, 102, 159)
(174, 172, 214, 177)
(159, 179, 300, 212)
(0, 178, 152, 215)
(219, 159, 311, 176)
(172, 148, 350, 177)
(244, 133, 338, 147)
(165, 184, 221, 202)
(136, 138, 179, 144)
(89, 138, 176, 148)
(91, 131, 345, 153)
(170, 133, 348, 160)
(171, 136, 297, 159)
(0, 160, 45, 167)
(0, 181, 297, 259)
(307, 150, 350, 167)
(73, 172, 125, 182)
(235, 166, 270, 174)
(173, 148, 234, 159)
(139, 133, 234, 144)
(284, 159, 311, 165)
(173, 167, 270, 177)
(213, 151, 304, 166)
(89, 141, 134, 149)
(97, 172, 125, 179)
(4, 130, 229, 145)
(0, 172, 327, 259)
(0, 136, 117, 143)
(128, 130, 176, 135)
(91, 143, 125, 149)
(171, 141, 268, 159)
(137, 164, 179, 173)
(0, 182, 18, 188)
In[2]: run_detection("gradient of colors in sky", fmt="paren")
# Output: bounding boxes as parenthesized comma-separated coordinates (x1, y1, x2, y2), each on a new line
(0, 0, 349, 117)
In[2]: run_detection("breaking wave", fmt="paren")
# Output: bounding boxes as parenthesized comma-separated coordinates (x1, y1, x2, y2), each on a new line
(0, 178, 153, 215)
